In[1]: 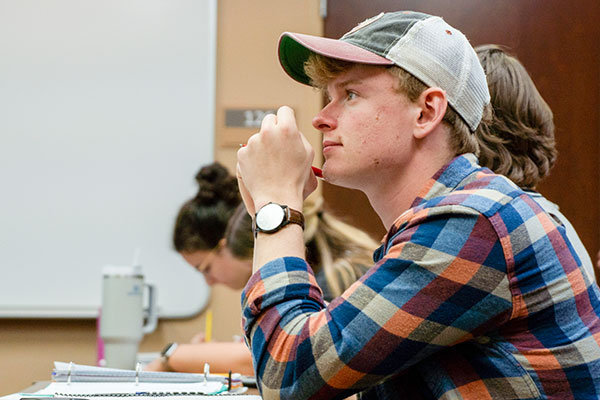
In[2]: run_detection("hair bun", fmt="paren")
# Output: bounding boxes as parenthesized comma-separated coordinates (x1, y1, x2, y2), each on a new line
(194, 162, 240, 206)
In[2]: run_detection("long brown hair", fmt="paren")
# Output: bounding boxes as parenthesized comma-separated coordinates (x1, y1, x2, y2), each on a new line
(475, 44, 556, 189)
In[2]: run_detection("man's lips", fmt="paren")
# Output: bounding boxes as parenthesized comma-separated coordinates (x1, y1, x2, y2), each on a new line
(322, 140, 341, 150)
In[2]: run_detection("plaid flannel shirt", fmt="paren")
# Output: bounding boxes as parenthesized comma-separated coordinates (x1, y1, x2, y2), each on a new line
(241, 154, 600, 399)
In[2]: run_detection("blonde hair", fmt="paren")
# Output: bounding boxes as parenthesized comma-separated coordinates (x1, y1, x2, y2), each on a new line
(304, 54, 483, 156)
(475, 45, 556, 189)
(303, 197, 379, 297)
(224, 197, 379, 299)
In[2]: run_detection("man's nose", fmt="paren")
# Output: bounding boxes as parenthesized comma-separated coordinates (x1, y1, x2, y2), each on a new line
(312, 104, 337, 131)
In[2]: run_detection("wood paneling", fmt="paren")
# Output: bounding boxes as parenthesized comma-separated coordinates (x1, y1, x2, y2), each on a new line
(323, 0, 600, 268)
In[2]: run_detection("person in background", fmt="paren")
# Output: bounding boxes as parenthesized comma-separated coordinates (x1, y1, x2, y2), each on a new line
(236, 10, 600, 399)
(474, 44, 596, 283)
(171, 162, 246, 287)
(145, 162, 379, 375)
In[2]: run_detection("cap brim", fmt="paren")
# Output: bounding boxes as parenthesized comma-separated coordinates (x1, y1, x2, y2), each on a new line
(278, 32, 393, 86)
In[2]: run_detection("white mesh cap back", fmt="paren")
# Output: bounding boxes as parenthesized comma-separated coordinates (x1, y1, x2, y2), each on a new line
(385, 16, 489, 131)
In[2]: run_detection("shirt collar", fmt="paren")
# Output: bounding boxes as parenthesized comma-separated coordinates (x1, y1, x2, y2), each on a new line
(374, 153, 481, 260)
(409, 153, 480, 207)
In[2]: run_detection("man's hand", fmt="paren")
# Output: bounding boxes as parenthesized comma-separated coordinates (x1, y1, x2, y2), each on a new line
(237, 106, 317, 214)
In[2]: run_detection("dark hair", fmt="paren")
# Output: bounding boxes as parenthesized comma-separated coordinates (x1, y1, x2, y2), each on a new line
(475, 44, 557, 189)
(224, 204, 254, 260)
(173, 162, 241, 253)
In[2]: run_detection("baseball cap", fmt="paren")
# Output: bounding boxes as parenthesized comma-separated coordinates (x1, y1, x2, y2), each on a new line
(278, 11, 490, 132)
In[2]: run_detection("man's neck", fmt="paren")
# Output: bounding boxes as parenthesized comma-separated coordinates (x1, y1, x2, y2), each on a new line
(365, 148, 455, 231)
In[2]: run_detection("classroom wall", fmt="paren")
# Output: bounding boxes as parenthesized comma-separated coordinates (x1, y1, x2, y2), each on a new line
(0, 0, 323, 395)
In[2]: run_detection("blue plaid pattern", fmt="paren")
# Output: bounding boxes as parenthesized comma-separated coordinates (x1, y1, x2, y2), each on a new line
(242, 154, 600, 399)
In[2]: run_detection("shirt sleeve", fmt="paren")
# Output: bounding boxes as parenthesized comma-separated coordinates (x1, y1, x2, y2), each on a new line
(241, 204, 514, 399)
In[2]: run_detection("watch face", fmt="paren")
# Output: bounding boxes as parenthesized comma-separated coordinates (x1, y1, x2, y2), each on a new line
(256, 203, 286, 232)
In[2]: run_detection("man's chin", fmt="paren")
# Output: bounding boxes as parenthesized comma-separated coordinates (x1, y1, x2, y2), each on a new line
(321, 166, 356, 188)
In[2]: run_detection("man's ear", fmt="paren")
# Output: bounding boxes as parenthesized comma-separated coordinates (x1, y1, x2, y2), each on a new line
(414, 87, 448, 139)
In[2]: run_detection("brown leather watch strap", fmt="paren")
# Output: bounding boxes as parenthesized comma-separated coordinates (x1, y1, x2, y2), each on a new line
(286, 206, 305, 230)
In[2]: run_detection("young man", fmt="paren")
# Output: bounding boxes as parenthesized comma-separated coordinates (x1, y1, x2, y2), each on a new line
(237, 11, 600, 400)
(474, 44, 597, 284)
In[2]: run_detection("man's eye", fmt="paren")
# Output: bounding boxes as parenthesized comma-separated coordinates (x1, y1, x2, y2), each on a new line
(346, 91, 357, 100)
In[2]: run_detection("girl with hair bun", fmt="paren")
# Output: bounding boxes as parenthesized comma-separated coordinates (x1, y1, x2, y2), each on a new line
(173, 162, 240, 254)
(169, 162, 252, 289)
(146, 162, 379, 375)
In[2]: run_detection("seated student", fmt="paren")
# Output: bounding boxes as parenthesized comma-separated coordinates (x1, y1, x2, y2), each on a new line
(145, 162, 378, 374)
(236, 10, 600, 399)
(474, 44, 596, 283)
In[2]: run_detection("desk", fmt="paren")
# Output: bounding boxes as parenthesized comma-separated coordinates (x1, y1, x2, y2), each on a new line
(21, 382, 51, 393)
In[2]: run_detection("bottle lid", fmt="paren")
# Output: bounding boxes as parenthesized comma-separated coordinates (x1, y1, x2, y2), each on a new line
(102, 264, 143, 277)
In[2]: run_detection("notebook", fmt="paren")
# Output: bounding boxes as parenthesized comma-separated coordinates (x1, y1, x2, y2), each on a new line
(18, 362, 263, 399)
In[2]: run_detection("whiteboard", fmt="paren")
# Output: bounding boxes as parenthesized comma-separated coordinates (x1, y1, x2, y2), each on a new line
(0, 0, 216, 318)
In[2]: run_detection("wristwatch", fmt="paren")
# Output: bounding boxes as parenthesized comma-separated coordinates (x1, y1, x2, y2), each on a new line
(160, 342, 178, 368)
(253, 202, 304, 237)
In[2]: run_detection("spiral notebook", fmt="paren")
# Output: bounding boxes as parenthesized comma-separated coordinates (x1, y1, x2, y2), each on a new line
(23, 362, 262, 399)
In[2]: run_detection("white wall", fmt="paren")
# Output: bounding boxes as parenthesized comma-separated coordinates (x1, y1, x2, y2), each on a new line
(0, 0, 216, 318)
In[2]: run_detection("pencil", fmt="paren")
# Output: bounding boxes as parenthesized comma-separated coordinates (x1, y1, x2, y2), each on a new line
(205, 309, 213, 342)
(311, 166, 323, 178)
